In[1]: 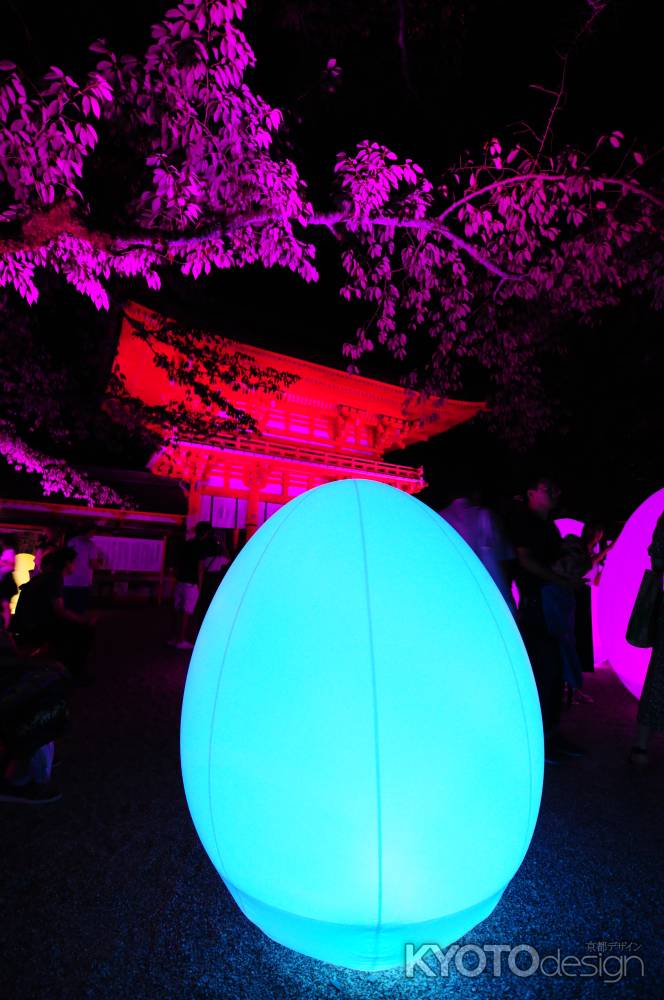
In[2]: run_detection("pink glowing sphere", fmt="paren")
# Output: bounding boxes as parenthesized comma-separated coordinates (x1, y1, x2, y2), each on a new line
(596, 489, 664, 698)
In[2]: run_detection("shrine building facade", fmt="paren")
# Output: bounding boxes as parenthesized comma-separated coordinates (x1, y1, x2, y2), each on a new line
(114, 303, 484, 537)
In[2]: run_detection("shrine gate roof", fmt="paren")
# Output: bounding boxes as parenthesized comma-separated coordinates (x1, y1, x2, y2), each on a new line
(115, 302, 484, 460)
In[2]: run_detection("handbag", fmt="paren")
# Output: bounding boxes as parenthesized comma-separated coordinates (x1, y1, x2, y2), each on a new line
(626, 569, 663, 648)
(0, 658, 71, 758)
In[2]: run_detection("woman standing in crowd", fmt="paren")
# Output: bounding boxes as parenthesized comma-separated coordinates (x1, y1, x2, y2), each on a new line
(508, 475, 586, 763)
(195, 527, 234, 627)
(32, 527, 62, 577)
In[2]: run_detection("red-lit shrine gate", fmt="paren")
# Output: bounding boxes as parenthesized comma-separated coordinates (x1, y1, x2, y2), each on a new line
(114, 304, 483, 536)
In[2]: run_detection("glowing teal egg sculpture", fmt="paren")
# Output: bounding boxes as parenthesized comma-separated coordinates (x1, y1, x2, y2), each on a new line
(181, 479, 543, 971)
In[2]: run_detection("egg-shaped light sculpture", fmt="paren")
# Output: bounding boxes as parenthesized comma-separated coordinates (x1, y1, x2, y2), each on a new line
(181, 479, 543, 971)
(596, 488, 664, 698)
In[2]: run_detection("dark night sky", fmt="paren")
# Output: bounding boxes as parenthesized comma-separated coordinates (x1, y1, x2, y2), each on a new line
(1, 0, 662, 526)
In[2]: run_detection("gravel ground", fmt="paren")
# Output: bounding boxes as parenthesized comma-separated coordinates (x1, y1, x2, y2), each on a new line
(2, 607, 662, 1000)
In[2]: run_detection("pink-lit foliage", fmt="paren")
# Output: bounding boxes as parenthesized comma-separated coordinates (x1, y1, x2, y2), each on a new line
(0, 0, 663, 501)
(0, 294, 126, 503)
(0, 0, 316, 311)
(0, 423, 123, 506)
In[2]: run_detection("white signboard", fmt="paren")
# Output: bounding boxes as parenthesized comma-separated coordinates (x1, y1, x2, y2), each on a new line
(92, 535, 164, 574)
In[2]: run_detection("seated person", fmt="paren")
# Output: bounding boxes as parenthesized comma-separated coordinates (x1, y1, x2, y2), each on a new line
(12, 548, 95, 684)
(0, 584, 66, 805)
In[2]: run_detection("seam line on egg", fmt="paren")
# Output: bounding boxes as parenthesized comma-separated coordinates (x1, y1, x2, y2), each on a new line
(205, 492, 310, 881)
(353, 479, 384, 957)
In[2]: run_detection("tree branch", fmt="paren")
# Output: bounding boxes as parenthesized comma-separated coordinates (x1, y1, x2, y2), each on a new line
(2, 175, 662, 288)
(536, 55, 567, 157)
